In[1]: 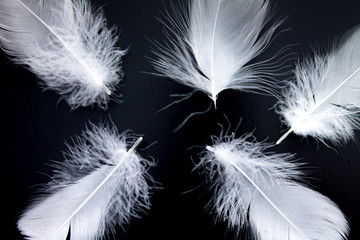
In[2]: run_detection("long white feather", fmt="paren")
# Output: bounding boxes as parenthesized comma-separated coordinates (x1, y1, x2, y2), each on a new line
(0, 0, 125, 109)
(17, 123, 152, 240)
(195, 133, 349, 239)
(151, 0, 282, 107)
(276, 27, 360, 145)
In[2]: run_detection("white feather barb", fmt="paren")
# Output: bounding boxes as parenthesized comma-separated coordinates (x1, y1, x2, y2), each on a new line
(151, 0, 283, 107)
(195, 133, 349, 239)
(276, 27, 360, 145)
(0, 0, 126, 109)
(17, 123, 152, 240)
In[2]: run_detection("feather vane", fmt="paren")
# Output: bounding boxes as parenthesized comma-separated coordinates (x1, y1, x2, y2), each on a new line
(17, 123, 152, 240)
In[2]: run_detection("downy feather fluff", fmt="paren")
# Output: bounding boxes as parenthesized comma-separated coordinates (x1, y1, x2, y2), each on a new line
(276, 27, 360, 145)
(151, 0, 282, 106)
(195, 133, 349, 239)
(0, 0, 125, 109)
(17, 123, 152, 240)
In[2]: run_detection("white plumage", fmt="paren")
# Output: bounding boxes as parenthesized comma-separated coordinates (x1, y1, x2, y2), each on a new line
(195, 133, 349, 239)
(151, 0, 281, 107)
(17, 123, 152, 240)
(276, 27, 360, 145)
(0, 0, 126, 109)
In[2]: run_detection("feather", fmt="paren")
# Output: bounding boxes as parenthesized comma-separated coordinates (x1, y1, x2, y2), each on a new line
(151, 0, 282, 108)
(276, 27, 360, 145)
(0, 0, 125, 109)
(194, 133, 349, 239)
(17, 123, 152, 240)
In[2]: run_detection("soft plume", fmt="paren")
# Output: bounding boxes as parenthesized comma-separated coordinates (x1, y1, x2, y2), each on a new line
(18, 123, 152, 240)
(276, 27, 360, 145)
(0, 0, 126, 109)
(195, 132, 349, 239)
(151, 0, 283, 107)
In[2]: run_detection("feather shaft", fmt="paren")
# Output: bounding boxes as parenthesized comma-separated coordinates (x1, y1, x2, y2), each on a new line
(17, 0, 111, 95)
(210, 0, 221, 106)
(49, 137, 143, 238)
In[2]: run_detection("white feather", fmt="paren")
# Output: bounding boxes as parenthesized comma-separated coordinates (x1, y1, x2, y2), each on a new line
(276, 27, 360, 145)
(17, 123, 152, 240)
(195, 133, 349, 239)
(0, 0, 126, 109)
(151, 0, 282, 107)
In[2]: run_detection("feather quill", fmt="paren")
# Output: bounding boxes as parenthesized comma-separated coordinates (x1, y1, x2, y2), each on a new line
(195, 133, 349, 239)
(0, 0, 125, 109)
(17, 123, 152, 240)
(276, 27, 360, 145)
(151, 0, 282, 107)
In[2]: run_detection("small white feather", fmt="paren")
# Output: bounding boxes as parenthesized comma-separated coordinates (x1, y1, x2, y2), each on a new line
(17, 123, 152, 240)
(0, 0, 126, 109)
(195, 133, 349, 239)
(276, 27, 360, 145)
(151, 0, 282, 106)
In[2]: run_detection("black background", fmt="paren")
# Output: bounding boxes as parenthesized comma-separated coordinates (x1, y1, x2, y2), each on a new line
(1, 0, 360, 239)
